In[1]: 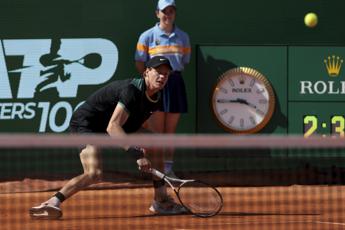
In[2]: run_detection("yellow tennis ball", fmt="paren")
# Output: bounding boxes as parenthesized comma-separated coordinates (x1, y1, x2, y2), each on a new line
(304, 12, 318, 28)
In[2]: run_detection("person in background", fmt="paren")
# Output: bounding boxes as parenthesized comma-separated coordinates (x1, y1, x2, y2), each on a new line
(135, 0, 191, 177)
(29, 56, 187, 219)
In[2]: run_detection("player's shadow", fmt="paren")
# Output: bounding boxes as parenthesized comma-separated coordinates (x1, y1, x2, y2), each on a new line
(218, 212, 320, 217)
(66, 213, 189, 220)
(66, 211, 319, 220)
(129, 211, 320, 218)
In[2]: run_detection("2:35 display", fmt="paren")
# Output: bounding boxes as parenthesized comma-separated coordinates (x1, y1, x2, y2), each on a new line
(303, 115, 345, 138)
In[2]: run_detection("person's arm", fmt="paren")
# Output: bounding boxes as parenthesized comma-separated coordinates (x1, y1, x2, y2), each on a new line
(135, 61, 146, 75)
(106, 103, 129, 142)
(183, 33, 191, 65)
(106, 103, 151, 171)
(135, 32, 149, 75)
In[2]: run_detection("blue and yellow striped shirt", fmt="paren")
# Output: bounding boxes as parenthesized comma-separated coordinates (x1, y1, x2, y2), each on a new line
(135, 23, 191, 71)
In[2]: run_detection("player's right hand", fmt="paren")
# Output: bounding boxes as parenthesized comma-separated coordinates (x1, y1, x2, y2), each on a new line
(136, 157, 151, 172)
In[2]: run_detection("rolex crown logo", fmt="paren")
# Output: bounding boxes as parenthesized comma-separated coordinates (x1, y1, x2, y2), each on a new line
(324, 55, 343, 77)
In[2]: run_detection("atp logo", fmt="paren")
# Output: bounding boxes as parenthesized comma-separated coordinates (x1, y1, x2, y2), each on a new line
(0, 38, 118, 132)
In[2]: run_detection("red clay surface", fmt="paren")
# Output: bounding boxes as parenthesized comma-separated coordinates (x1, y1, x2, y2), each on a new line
(1, 185, 345, 230)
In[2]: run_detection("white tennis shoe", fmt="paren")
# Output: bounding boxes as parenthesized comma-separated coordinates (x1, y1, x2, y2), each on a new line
(29, 202, 62, 220)
(149, 196, 187, 215)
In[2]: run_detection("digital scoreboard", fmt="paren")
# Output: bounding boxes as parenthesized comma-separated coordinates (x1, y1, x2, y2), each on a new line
(197, 46, 345, 136)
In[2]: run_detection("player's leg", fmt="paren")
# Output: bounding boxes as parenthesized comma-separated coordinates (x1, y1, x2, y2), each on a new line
(140, 117, 186, 214)
(145, 144, 186, 215)
(146, 111, 165, 133)
(163, 112, 180, 175)
(59, 144, 103, 197)
(146, 111, 178, 175)
(29, 144, 103, 219)
(137, 126, 165, 183)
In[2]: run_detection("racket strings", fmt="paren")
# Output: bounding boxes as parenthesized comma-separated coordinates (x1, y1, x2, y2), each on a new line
(178, 181, 222, 216)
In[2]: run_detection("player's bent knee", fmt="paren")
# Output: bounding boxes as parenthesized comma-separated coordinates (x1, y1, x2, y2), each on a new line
(86, 169, 103, 182)
(80, 145, 99, 156)
(80, 147, 91, 159)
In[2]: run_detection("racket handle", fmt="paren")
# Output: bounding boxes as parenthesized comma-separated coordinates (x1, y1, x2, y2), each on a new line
(150, 168, 165, 179)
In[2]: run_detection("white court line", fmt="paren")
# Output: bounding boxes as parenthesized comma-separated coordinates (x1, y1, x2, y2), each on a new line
(221, 220, 313, 226)
(175, 220, 314, 229)
(315, 221, 345, 226)
(175, 220, 345, 230)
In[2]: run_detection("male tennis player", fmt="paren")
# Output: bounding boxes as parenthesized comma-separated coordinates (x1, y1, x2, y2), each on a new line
(29, 56, 187, 219)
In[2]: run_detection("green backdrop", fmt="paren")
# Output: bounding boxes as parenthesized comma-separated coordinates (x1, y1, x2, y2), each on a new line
(0, 0, 344, 133)
(1, 0, 345, 180)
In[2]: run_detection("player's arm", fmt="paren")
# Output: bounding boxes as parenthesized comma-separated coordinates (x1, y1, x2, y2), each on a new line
(106, 103, 129, 141)
(106, 103, 150, 171)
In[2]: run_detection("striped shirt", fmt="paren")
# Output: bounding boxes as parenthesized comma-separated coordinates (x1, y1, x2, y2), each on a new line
(135, 23, 191, 71)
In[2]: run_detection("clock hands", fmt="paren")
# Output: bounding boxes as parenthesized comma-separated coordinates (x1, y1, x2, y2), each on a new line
(216, 98, 257, 109)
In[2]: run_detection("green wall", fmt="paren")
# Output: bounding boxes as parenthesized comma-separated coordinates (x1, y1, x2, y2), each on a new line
(0, 0, 344, 133)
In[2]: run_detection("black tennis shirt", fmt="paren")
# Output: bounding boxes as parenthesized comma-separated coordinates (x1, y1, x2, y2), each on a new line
(70, 78, 161, 133)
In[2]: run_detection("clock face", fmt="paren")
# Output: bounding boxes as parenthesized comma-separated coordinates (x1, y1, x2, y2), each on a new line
(211, 67, 275, 133)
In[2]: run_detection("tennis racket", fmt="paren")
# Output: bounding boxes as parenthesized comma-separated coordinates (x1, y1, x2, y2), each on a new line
(150, 168, 223, 217)
(70, 53, 102, 69)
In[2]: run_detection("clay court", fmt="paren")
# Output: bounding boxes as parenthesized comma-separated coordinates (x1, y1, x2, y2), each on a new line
(1, 137, 345, 229)
(1, 184, 345, 230)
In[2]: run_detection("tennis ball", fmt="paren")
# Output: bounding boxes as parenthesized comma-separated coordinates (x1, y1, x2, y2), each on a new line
(304, 12, 318, 28)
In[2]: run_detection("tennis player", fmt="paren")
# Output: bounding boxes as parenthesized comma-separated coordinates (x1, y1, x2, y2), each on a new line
(29, 56, 187, 219)
(135, 0, 191, 177)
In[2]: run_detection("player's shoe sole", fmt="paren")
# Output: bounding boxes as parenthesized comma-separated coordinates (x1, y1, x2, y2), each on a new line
(29, 203, 62, 220)
(149, 199, 188, 215)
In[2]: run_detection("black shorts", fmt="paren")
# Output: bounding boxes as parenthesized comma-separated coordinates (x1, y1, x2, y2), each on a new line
(69, 103, 107, 134)
(69, 124, 97, 133)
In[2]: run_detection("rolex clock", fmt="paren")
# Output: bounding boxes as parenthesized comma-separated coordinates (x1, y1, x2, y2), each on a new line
(211, 67, 276, 134)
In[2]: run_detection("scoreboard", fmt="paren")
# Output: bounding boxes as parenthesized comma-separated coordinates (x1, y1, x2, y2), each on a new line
(197, 46, 345, 136)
